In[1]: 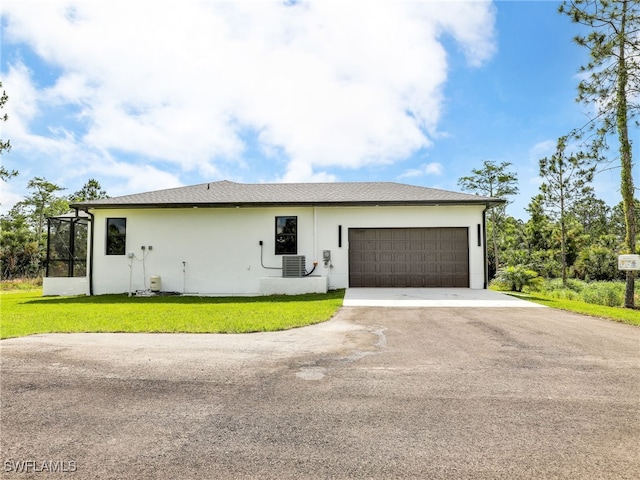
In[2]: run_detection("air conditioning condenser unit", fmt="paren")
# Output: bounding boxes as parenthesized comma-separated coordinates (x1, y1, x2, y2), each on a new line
(282, 256, 305, 278)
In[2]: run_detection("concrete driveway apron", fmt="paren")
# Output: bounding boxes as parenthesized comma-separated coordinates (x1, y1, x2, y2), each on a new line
(1, 293, 637, 479)
(343, 287, 545, 307)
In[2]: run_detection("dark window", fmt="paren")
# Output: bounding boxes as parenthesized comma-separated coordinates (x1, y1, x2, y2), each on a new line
(275, 216, 297, 255)
(106, 218, 127, 255)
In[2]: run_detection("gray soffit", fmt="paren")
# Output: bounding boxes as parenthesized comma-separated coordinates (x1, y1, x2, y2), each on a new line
(71, 180, 505, 209)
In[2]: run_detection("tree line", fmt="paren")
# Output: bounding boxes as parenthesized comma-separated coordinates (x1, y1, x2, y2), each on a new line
(458, 159, 638, 284)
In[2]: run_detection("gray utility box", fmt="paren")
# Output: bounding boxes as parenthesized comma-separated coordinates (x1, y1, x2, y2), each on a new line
(282, 255, 305, 278)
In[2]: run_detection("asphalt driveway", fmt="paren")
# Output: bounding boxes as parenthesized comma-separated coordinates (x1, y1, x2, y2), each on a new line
(1, 304, 638, 479)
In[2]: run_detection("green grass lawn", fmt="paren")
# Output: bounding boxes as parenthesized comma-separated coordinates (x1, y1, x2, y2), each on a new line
(0, 289, 345, 339)
(2, 287, 637, 339)
(508, 292, 640, 326)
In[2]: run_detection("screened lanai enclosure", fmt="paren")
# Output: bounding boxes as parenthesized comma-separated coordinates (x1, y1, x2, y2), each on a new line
(43, 212, 91, 296)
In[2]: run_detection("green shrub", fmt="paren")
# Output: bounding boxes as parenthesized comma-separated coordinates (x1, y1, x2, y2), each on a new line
(535, 279, 634, 307)
(494, 266, 540, 292)
(542, 287, 582, 301)
(580, 281, 624, 307)
(528, 250, 562, 279)
(0, 276, 43, 291)
(533, 278, 585, 300)
(572, 245, 621, 281)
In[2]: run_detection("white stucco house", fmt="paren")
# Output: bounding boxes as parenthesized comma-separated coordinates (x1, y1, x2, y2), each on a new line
(43, 181, 503, 296)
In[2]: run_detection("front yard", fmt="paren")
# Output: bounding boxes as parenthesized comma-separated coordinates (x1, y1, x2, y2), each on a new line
(0, 289, 345, 339)
(2, 283, 637, 340)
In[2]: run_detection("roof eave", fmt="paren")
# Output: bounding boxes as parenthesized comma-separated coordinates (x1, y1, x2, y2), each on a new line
(72, 199, 505, 210)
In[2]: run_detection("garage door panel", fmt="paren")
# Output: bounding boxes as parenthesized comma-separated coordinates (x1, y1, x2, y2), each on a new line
(453, 266, 468, 276)
(424, 263, 439, 274)
(424, 252, 438, 263)
(349, 227, 469, 288)
(423, 275, 441, 287)
(363, 252, 377, 263)
(361, 275, 378, 287)
(408, 252, 424, 263)
(409, 263, 424, 274)
(363, 264, 377, 274)
(440, 252, 455, 262)
(393, 252, 407, 263)
(393, 263, 408, 274)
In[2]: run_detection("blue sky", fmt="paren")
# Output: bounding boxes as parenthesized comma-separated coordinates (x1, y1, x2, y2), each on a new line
(1, 0, 637, 219)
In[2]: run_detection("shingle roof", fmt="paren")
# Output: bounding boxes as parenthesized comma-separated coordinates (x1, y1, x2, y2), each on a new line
(71, 180, 504, 209)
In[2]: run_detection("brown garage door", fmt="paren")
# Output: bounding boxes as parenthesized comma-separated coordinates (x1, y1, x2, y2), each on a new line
(349, 228, 469, 287)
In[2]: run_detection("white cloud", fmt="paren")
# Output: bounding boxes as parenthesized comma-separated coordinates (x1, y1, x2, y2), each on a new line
(0, 181, 23, 213)
(425, 162, 444, 175)
(87, 157, 185, 197)
(529, 139, 557, 162)
(1, 0, 496, 195)
(399, 161, 444, 178)
(2, 62, 85, 185)
(2, 63, 41, 136)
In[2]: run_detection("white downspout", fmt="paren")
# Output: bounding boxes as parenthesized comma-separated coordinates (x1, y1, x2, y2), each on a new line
(128, 254, 134, 297)
(313, 206, 318, 264)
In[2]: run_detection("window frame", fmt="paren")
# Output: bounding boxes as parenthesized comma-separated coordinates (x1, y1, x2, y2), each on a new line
(105, 217, 127, 256)
(275, 216, 297, 255)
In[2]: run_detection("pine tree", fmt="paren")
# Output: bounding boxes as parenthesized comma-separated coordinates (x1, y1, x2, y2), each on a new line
(538, 136, 596, 285)
(560, 0, 639, 307)
(69, 179, 109, 203)
(22, 177, 68, 242)
(458, 160, 519, 274)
